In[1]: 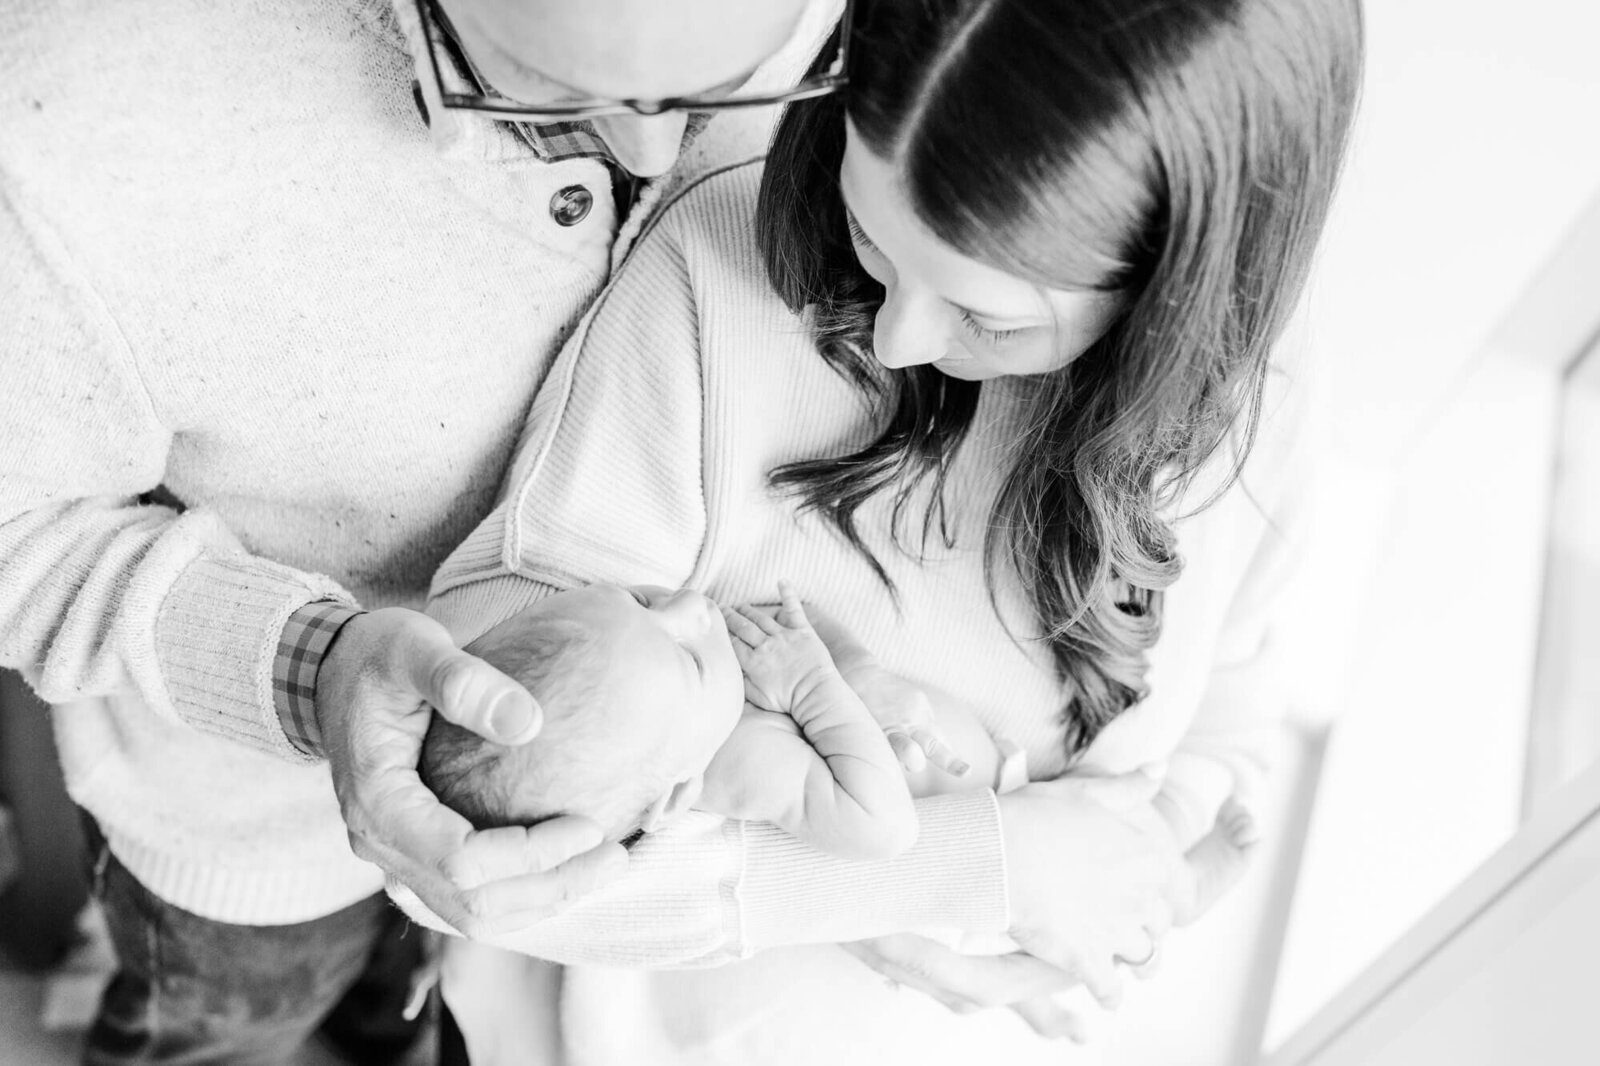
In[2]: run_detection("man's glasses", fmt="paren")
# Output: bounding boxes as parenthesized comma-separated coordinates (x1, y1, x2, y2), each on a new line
(412, 0, 853, 123)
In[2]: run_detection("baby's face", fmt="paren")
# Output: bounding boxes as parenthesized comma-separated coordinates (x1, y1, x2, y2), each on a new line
(553, 583, 744, 783)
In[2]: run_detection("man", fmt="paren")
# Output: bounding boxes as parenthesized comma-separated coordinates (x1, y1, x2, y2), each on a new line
(0, 0, 823, 1059)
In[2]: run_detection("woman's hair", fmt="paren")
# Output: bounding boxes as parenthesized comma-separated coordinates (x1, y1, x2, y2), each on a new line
(758, 0, 1361, 755)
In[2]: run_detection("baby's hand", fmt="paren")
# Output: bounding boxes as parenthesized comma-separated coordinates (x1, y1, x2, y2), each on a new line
(845, 664, 972, 780)
(723, 581, 837, 714)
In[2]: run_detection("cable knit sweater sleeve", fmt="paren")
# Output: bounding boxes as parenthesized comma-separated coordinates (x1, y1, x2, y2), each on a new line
(0, 183, 350, 763)
(425, 166, 1009, 966)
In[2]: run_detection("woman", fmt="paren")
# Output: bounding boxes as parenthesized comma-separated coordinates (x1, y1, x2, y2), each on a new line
(425, 0, 1361, 1060)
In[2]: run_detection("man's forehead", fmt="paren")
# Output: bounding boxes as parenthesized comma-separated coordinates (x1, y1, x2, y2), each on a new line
(490, 0, 809, 100)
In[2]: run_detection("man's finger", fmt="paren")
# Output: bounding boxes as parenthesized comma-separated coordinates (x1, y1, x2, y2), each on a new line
(402, 622, 541, 745)
(441, 817, 608, 889)
(451, 844, 631, 938)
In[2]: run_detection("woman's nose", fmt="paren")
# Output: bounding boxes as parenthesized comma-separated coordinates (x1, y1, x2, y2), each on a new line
(871, 288, 947, 369)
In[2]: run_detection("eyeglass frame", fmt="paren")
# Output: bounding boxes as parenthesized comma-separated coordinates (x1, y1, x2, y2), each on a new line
(412, 0, 854, 122)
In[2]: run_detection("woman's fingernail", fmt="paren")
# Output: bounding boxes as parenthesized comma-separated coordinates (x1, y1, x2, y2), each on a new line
(949, 759, 972, 778)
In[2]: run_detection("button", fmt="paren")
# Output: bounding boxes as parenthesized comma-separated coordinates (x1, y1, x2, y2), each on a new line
(549, 185, 594, 227)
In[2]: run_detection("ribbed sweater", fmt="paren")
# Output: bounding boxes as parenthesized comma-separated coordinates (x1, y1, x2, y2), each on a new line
(423, 159, 1312, 1062)
(0, 0, 833, 923)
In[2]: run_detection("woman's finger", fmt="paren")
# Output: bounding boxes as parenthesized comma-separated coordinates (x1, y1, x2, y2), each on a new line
(841, 934, 1073, 1011)
(1175, 815, 1255, 925)
(1011, 996, 1088, 1043)
(1077, 952, 1124, 1011)
(1021, 928, 1124, 1011)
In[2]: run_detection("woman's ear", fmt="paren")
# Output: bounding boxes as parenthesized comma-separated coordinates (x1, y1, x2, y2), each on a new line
(640, 774, 706, 834)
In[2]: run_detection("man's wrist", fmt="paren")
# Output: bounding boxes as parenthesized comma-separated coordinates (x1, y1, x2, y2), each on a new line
(273, 600, 364, 757)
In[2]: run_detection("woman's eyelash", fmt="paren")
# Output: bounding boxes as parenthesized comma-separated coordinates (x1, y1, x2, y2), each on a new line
(959, 310, 1023, 345)
(844, 212, 878, 251)
(631, 590, 649, 606)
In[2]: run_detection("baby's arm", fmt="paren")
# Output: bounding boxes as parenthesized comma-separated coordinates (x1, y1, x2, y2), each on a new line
(804, 602, 972, 779)
(721, 584, 918, 861)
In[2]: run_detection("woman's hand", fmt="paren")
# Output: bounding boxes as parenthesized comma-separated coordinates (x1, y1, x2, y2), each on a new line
(315, 606, 628, 939)
(842, 777, 1256, 1038)
(841, 936, 1088, 1041)
(998, 771, 1191, 1007)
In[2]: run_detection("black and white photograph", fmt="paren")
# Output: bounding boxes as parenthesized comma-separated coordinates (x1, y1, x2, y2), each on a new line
(3, 1, 1598, 1063)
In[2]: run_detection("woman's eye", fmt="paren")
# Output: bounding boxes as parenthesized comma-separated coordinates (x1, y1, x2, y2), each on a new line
(959, 310, 1024, 346)
(630, 589, 650, 607)
(844, 210, 879, 254)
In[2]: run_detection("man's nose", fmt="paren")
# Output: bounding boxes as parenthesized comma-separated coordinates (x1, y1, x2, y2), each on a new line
(591, 112, 689, 178)
(872, 288, 946, 369)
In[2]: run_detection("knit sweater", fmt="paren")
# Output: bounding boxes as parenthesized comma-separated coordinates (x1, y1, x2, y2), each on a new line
(0, 0, 834, 923)
(427, 158, 1312, 1062)
(421, 159, 1310, 1061)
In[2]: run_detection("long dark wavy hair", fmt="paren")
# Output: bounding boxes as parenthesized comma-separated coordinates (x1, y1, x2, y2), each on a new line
(758, 0, 1361, 756)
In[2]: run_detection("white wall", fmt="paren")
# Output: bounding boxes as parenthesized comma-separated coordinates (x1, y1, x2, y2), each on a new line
(1262, 0, 1600, 1050)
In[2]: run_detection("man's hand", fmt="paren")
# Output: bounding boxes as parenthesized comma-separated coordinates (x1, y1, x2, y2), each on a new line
(316, 607, 627, 938)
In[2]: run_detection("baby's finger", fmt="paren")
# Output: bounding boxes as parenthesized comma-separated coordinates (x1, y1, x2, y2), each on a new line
(721, 607, 768, 648)
(908, 726, 972, 779)
(775, 580, 810, 629)
(886, 729, 928, 774)
(735, 604, 787, 637)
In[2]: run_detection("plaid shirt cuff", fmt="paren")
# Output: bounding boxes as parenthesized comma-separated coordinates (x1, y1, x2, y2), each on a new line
(273, 600, 363, 758)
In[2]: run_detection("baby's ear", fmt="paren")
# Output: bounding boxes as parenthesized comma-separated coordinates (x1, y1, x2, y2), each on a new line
(640, 775, 705, 834)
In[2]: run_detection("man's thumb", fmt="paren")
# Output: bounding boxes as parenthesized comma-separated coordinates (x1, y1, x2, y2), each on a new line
(408, 632, 542, 745)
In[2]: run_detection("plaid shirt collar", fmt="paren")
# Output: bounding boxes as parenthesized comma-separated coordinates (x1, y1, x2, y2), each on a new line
(414, 5, 616, 165)
(405, 1, 711, 168)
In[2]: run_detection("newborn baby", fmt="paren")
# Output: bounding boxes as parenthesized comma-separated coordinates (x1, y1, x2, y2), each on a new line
(421, 582, 971, 861)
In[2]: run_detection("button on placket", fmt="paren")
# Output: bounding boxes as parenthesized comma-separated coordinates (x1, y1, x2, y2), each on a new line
(549, 184, 594, 227)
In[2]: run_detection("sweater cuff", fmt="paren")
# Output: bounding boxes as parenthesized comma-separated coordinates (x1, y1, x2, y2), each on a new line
(156, 552, 356, 763)
(740, 790, 1009, 952)
(273, 600, 365, 758)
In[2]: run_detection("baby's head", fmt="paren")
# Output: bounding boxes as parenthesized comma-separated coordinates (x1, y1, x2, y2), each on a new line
(421, 584, 744, 842)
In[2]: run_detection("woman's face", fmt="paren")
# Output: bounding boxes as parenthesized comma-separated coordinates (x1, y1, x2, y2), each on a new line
(839, 121, 1123, 381)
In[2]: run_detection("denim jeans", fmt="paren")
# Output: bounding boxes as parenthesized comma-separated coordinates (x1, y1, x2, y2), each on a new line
(81, 815, 427, 1066)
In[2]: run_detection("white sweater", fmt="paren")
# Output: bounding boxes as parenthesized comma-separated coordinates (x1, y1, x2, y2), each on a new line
(424, 159, 1311, 1062)
(0, 0, 830, 923)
